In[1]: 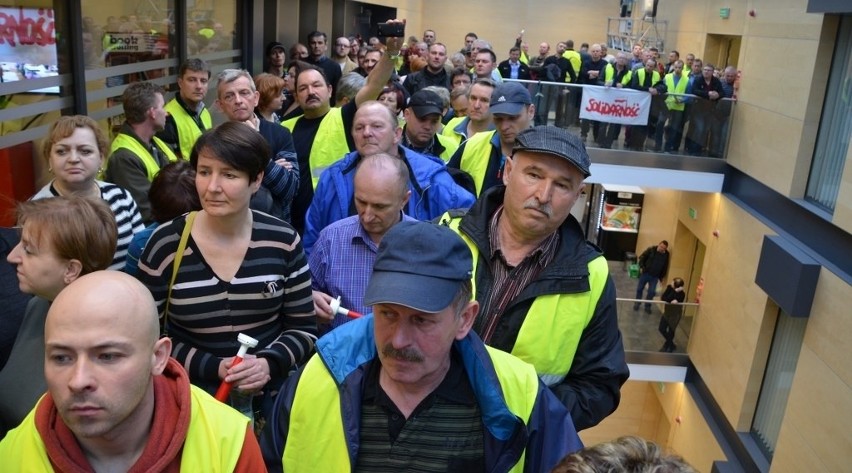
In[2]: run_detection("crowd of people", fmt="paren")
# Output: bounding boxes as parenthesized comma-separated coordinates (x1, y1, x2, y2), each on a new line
(0, 22, 703, 472)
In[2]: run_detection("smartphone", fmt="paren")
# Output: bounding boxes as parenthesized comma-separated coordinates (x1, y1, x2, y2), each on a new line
(377, 22, 405, 38)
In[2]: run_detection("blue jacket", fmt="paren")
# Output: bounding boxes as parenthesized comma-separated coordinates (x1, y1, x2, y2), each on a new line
(260, 315, 582, 472)
(302, 145, 476, 255)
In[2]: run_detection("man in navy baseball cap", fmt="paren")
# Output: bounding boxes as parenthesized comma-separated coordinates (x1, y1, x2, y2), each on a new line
(363, 220, 472, 312)
(446, 81, 536, 195)
(260, 219, 583, 472)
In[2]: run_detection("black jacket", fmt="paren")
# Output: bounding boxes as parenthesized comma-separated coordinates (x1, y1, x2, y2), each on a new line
(497, 60, 531, 81)
(638, 245, 670, 279)
(402, 67, 451, 95)
(448, 186, 630, 430)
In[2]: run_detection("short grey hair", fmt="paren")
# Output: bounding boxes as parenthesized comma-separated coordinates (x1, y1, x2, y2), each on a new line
(216, 68, 255, 95)
(335, 72, 366, 104)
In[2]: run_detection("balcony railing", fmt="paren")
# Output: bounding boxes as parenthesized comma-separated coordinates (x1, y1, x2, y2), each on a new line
(505, 78, 735, 160)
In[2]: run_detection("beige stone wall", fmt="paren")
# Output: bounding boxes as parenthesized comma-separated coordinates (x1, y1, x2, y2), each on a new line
(581, 381, 727, 471)
(771, 269, 852, 472)
(580, 381, 663, 446)
(688, 196, 774, 429)
(724, 0, 827, 196)
(635, 187, 681, 256)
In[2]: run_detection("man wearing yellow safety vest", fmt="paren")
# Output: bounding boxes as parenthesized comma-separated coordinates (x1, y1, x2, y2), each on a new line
(626, 58, 664, 151)
(0, 272, 265, 471)
(441, 78, 496, 146)
(105, 81, 177, 223)
(448, 81, 534, 196)
(401, 89, 459, 162)
(260, 221, 582, 472)
(157, 58, 212, 160)
(654, 60, 689, 152)
(283, 22, 403, 234)
(441, 126, 629, 431)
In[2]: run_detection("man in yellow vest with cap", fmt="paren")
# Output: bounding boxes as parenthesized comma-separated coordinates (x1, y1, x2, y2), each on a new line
(0, 271, 265, 471)
(260, 220, 582, 472)
(105, 81, 177, 223)
(441, 126, 629, 431)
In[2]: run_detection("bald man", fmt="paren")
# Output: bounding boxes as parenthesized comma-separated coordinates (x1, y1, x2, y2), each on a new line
(0, 271, 265, 472)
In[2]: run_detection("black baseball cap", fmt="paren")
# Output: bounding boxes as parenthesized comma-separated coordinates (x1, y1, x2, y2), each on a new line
(266, 41, 285, 56)
(407, 90, 444, 118)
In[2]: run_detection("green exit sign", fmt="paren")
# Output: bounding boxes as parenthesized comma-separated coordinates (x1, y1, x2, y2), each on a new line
(688, 207, 698, 219)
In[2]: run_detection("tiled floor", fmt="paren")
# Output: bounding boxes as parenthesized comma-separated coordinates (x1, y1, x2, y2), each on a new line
(607, 260, 692, 354)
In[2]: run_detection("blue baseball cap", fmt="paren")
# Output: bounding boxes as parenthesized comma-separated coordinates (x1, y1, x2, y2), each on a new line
(363, 221, 472, 313)
(489, 82, 532, 115)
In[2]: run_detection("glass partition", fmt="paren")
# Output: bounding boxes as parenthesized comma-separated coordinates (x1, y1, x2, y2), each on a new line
(508, 78, 735, 159)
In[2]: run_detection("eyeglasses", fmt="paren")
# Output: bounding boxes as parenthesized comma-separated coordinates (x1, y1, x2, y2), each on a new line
(336, 43, 349, 48)
(220, 89, 254, 103)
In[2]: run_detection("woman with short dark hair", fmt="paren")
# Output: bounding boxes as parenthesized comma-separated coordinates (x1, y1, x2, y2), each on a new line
(137, 122, 317, 417)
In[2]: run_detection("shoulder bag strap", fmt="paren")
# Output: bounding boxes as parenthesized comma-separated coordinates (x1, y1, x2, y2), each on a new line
(163, 211, 197, 336)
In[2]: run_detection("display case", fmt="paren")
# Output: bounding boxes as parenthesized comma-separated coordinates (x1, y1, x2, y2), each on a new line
(596, 184, 644, 260)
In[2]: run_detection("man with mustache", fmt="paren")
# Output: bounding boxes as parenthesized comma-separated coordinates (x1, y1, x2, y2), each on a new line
(261, 220, 582, 472)
(441, 126, 629, 431)
(0, 271, 265, 471)
(284, 22, 404, 234)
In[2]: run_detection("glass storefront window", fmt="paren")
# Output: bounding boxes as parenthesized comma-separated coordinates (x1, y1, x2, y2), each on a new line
(0, 2, 73, 142)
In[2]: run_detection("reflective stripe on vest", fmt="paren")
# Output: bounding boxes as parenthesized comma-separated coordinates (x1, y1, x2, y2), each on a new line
(664, 73, 688, 111)
(109, 133, 178, 181)
(164, 99, 211, 159)
(283, 108, 349, 189)
(444, 214, 608, 386)
(634, 69, 661, 88)
(457, 130, 496, 196)
(283, 346, 537, 472)
(561, 50, 581, 82)
(0, 385, 248, 471)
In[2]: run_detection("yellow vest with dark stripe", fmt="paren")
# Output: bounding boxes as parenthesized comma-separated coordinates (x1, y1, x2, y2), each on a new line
(109, 133, 178, 181)
(164, 98, 211, 159)
(445, 215, 608, 386)
(283, 108, 349, 189)
(282, 346, 538, 472)
(561, 50, 581, 83)
(435, 133, 460, 162)
(0, 385, 248, 471)
(664, 73, 688, 111)
(455, 130, 497, 196)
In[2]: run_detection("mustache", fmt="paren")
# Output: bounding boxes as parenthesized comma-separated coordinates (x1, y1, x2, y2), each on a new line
(524, 198, 553, 217)
(381, 343, 424, 362)
(306, 94, 320, 102)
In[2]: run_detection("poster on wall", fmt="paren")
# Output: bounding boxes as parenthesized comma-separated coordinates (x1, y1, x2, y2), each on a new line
(600, 203, 641, 231)
(0, 6, 58, 94)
